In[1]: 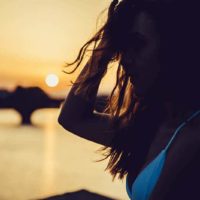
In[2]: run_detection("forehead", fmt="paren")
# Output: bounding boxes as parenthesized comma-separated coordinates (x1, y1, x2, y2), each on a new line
(130, 11, 159, 40)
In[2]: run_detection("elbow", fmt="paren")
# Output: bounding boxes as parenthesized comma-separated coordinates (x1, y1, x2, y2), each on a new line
(58, 114, 69, 130)
(58, 116, 65, 130)
(57, 114, 75, 133)
(58, 115, 63, 126)
(58, 110, 69, 126)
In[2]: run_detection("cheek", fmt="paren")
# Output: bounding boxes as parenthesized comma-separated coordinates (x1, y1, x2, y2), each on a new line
(136, 47, 161, 81)
(131, 58, 161, 97)
(121, 51, 139, 77)
(122, 40, 161, 85)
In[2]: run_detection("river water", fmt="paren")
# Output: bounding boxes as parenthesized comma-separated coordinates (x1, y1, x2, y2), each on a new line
(0, 109, 128, 200)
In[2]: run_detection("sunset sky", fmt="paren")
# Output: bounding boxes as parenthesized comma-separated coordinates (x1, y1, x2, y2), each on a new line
(0, 0, 117, 96)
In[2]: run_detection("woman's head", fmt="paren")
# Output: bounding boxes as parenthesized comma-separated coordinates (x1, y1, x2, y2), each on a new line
(63, 0, 200, 180)
(120, 10, 161, 99)
(107, 0, 200, 107)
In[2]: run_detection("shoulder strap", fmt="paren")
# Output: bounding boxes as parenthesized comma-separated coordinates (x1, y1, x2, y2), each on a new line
(164, 109, 200, 152)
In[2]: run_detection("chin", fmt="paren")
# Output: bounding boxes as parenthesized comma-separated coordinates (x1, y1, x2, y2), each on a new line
(130, 77, 134, 84)
(135, 90, 146, 99)
(135, 84, 155, 100)
(130, 79, 144, 96)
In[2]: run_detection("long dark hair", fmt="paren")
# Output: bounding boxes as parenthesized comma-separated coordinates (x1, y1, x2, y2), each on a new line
(63, 0, 200, 181)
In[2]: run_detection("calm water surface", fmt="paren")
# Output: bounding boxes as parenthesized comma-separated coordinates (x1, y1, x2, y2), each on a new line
(0, 109, 128, 200)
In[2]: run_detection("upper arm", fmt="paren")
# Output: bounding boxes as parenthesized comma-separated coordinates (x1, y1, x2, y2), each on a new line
(58, 110, 115, 147)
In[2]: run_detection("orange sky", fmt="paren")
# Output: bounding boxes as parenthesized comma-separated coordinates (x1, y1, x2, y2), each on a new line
(0, 0, 117, 96)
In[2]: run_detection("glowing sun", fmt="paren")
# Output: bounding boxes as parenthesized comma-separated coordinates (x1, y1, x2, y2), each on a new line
(45, 73, 59, 87)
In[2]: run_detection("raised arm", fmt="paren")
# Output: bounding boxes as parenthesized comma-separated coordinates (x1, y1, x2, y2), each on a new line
(58, 41, 115, 147)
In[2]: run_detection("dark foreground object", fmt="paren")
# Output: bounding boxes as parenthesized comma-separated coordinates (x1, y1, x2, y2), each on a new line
(37, 189, 116, 200)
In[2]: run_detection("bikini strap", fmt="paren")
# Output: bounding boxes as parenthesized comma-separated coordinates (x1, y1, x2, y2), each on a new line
(164, 109, 200, 152)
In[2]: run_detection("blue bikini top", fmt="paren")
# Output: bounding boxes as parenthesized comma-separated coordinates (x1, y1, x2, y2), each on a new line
(126, 109, 200, 200)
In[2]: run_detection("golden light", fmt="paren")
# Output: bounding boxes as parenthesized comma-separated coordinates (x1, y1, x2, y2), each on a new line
(45, 74, 59, 87)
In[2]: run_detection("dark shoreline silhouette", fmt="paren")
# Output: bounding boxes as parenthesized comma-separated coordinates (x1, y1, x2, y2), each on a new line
(0, 86, 64, 125)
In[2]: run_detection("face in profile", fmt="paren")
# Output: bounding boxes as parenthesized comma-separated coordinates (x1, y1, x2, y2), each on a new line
(120, 11, 161, 98)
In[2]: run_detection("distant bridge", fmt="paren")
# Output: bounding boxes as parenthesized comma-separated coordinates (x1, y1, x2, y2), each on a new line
(0, 86, 108, 125)
(0, 86, 64, 124)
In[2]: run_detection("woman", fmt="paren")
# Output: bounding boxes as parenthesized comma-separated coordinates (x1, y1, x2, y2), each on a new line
(58, 0, 200, 199)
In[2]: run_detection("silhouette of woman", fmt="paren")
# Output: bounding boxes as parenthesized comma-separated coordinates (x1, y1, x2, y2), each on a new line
(58, 0, 200, 199)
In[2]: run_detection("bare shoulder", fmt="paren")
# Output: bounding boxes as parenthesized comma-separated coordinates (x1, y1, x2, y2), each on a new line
(182, 114, 200, 145)
(167, 116, 200, 165)
(149, 116, 200, 199)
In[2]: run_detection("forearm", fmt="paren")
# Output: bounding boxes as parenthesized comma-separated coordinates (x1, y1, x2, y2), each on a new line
(59, 67, 101, 122)
(58, 45, 110, 125)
